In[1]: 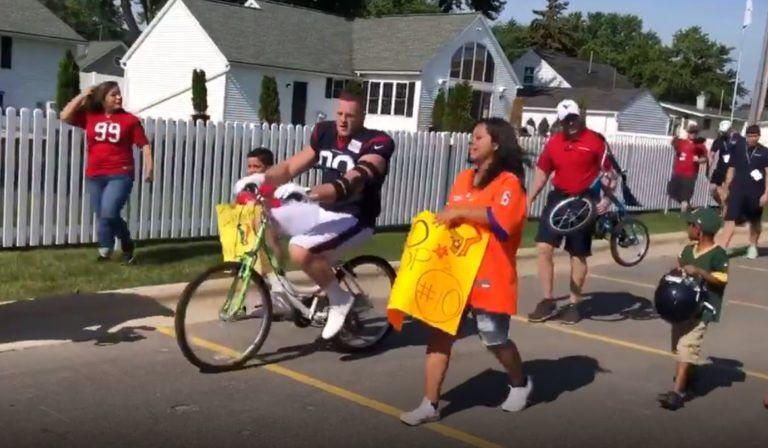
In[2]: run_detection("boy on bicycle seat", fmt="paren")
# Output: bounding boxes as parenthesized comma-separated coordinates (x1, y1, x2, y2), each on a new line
(234, 148, 289, 312)
(233, 90, 395, 340)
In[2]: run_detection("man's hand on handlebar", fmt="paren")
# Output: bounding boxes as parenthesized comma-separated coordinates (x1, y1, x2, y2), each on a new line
(596, 197, 611, 214)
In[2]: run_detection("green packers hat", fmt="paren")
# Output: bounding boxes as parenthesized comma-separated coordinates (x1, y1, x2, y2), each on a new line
(685, 207, 723, 234)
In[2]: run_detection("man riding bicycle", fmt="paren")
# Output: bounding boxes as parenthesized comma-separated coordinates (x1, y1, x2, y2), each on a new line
(234, 90, 395, 340)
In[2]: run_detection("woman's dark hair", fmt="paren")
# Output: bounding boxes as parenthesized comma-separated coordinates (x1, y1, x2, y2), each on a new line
(473, 117, 531, 190)
(247, 147, 274, 167)
(84, 81, 120, 113)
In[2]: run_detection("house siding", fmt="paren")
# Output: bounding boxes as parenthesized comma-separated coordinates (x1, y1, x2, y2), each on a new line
(512, 50, 570, 88)
(618, 91, 669, 135)
(122, 0, 228, 120)
(418, 16, 520, 131)
(0, 36, 76, 109)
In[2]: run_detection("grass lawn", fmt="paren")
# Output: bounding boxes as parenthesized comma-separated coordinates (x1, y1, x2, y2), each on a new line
(0, 211, 700, 302)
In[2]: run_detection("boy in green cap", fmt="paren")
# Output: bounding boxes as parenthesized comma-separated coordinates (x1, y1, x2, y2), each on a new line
(658, 207, 729, 410)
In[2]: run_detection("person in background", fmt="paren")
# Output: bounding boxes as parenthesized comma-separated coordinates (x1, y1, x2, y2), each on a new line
(60, 81, 153, 264)
(526, 100, 617, 326)
(718, 125, 768, 259)
(400, 118, 531, 426)
(668, 124, 708, 214)
(709, 121, 739, 208)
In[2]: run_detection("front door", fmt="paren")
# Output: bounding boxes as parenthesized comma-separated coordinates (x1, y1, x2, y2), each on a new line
(291, 81, 308, 125)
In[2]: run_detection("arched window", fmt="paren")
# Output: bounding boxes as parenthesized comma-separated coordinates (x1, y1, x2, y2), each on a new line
(449, 43, 494, 83)
(538, 118, 550, 136)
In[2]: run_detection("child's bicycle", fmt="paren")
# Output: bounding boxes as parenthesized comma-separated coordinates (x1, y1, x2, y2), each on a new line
(546, 146, 650, 267)
(174, 191, 396, 372)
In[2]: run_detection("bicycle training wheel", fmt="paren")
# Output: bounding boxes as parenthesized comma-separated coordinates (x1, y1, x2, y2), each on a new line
(333, 255, 396, 352)
(548, 196, 597, 235)
(609, 217, 650, 267)
(175, 262, 273, 372)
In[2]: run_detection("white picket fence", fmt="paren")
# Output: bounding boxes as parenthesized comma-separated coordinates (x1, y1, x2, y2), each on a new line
(0, 108, 711, 249)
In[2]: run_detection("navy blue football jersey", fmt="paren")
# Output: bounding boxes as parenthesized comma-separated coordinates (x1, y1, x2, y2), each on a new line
(309, 120, 395, 225)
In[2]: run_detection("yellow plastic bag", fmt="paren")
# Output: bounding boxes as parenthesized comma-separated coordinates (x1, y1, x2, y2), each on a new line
(215, 204, 266, 271)
(387, 210, 490, 336)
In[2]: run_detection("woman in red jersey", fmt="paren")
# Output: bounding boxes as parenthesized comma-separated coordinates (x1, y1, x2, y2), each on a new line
(400, 118, 531, 426)
(61, 82, 152, 263)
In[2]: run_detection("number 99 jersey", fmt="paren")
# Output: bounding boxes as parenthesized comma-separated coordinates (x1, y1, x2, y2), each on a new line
(309, 121, 395, 226)
(72, 110, 149, 177)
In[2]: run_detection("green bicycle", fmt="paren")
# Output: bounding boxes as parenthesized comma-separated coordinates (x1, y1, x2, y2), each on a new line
(174, 194, 396, 372)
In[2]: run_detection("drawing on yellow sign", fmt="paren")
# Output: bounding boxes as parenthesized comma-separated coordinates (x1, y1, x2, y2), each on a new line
(215, 203, 265, 271)
(387, 210, 489, 336)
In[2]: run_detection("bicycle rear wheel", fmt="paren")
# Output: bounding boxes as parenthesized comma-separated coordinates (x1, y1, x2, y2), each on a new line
(175, 262, 272, 372)
(548, 196, 597, 235)
(333, 255, 396, 352)
(610, 217, 650, 267)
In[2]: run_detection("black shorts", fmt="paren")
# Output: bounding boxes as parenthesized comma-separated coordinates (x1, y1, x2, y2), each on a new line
(725, 190, 763, 224)
(535, 189, 595, 258)
(667, 175, 696, 203)
(710, 166, 727, 187)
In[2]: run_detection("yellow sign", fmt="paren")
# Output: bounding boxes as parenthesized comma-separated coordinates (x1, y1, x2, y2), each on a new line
(215, 204, 268, 272)
(387, 210, 490, 336)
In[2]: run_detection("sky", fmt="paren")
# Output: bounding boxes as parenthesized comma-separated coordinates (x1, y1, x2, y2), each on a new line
(498, 0, 767, 103)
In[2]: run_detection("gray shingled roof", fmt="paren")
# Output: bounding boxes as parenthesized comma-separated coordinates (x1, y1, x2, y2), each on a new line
(184, 0, 354, 76)
(519, 86, 645, 111)
(536, 51, 633, 89)
(78, 41, 126, 71)
(181, 0, 476, 75)
(352, 14, 477, 72)
(0, 0, 85, 42)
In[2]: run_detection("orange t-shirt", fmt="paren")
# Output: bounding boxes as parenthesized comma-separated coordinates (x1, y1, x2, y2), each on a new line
(447, 169, 526, 315)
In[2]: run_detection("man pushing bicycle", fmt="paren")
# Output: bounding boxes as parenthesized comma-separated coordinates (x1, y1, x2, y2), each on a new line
(234, 90, 395, 340)
(526, 100, 618, 325)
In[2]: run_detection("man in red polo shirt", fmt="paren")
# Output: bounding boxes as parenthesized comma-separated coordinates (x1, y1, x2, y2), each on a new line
(526, 100, 617, 325)
(668, 125, 708, 213)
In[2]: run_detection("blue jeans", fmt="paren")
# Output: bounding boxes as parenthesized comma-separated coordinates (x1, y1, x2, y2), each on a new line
(87, 175, 134, 251)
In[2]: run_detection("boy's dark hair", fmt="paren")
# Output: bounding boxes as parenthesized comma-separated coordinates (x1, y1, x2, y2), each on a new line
(746, 124, 761, 136)
(247, 147, 274, 166)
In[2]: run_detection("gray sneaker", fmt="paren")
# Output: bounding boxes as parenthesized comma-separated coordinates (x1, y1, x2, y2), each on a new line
(527, 299, 558, 323)
(559, 303, 581, 325)
(400, 398, 439, 426)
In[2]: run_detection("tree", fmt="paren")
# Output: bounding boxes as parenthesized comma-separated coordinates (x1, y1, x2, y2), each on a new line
(57, 50, 80, 111)
(344, 79, 365, 97)
(191, 69, 208, 118)
(260, 76, 281, 124)
(367, 0, 440, 16)
(438, 0, 506, 19)
(492, 18, 530, 62)
(432, 88, 446, 130)
(528, 0, 574, 54)
(43, 0, 124, 40)
(444, 81, 474, 132)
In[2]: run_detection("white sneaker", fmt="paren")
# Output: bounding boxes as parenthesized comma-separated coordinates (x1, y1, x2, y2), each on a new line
(501, 376, 532, 412)
(400, 398, 440, 426)
(321, 293, 353, 340)
(746, 245, 759, 260)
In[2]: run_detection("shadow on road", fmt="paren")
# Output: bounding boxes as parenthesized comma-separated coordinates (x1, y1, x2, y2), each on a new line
(0, 293, 174, 347)
(440, 355, 608, 418)
(693, 357, 747, 399)
(581, 291, 658, 322)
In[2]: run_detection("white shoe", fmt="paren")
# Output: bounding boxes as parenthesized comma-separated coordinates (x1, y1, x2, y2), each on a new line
(321, 293, 353, 340)
(746, 245, 759, 259)
(400, 398, 440, 426)
(501, 376, 532, 412)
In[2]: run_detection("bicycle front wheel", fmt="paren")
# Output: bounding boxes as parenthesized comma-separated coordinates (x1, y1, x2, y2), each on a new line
(610, 217, 650, 267)
(175, 262, 272, 372)
(333, 255, 396, 352)
(548, 196, 597, 235)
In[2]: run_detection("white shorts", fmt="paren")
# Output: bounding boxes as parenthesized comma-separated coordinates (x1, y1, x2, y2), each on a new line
(289, 208, 373, 256)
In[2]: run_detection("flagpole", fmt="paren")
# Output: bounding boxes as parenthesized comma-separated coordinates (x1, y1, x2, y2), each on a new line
(731, 27, 746, 121)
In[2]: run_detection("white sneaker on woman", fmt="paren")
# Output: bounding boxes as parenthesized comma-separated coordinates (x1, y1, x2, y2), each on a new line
(400, 398, 440, 426)
(501, 376, 532, 412)
(746, 245, 759, 259)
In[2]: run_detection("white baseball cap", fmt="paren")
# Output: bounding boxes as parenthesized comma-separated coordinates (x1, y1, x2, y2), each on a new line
(556, 99, 580, 121)
(718, 120, 732, 133)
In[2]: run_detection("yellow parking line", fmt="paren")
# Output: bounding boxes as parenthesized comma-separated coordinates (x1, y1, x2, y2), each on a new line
(155, 326, 505, 448)
(732, 264, 768, 273)
(589, 273, 768, 312)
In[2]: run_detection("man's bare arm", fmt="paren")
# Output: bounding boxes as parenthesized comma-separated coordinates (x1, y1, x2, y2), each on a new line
(264, 146, 317, 186)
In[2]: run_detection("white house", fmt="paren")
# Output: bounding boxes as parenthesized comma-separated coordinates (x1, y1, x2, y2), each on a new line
(0, 0, 86, 110)
(121, 0, 521, 132)
(512, 49, 669, 136)
(78, 41, 128, 90)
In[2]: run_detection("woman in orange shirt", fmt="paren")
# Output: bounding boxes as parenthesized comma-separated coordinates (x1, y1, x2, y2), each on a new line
(400, 118, 530, 426)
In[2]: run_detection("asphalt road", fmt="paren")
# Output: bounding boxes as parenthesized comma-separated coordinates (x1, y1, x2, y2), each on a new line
(2, 249, 768, 448)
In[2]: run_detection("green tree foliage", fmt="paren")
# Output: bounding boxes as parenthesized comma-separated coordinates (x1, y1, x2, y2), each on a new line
(492, 18, 530, 62)
(191, 69, 208, 115)
(259, 75, 281, 124)
(432, 88, 446, 130)
(438, 0, 506, 19)
(344, 79, 366, 97)
(43, 0, 124, 40)
(56, 50, 80, 111)
(367, 0, 440, 15)
(444, 81, 474, 132)
(529, 0, 575, 54)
